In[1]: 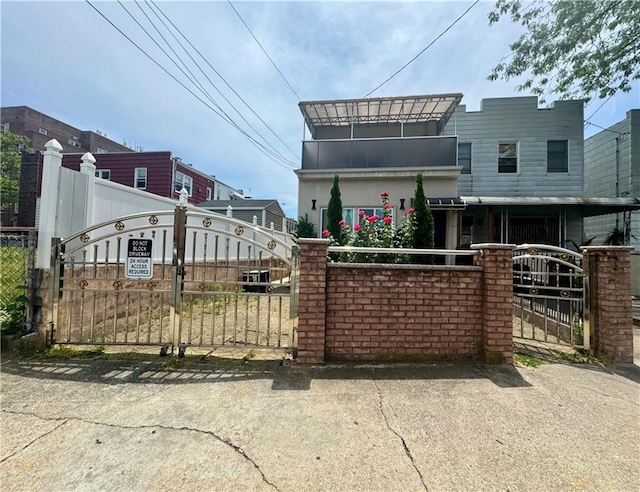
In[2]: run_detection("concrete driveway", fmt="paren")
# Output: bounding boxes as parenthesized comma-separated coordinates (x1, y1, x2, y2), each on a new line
(1, 344, 639, 492)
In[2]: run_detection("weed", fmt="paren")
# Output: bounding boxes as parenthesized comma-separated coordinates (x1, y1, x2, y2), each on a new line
(554, 350, 605, 366)
(513, 352, 544, 367)
(243, 348, 257, 361)
(38, 344, 106, 359)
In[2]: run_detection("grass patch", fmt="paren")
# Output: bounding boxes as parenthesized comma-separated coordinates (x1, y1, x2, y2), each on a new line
(554, 350, 606, 366)
(513, 352, 545, 367)
(37, 344, 106, 359)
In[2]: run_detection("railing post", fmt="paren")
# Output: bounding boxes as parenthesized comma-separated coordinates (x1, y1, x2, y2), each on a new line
(37, 140, 63, 269)
(80, 152, 97, 228)
(170, 205, 187, 352)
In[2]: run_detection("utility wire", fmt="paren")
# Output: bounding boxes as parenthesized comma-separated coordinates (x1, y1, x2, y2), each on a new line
(363, 0, 480, 98)
(132, 0, 295, 166)
(585, 121, 628, 136)
(227, 0, 301, 100)
(85, 0, 297, 170)
(584, 93, 615, 123)
(148, 0, 300, 162)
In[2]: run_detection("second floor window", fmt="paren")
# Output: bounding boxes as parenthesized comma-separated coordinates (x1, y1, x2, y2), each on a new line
(135, 168, 147, 189)
(498, 142, 518, 173)
(206, 187, 212, 201)
(175, 171, 193, 196)
(95, 169, 111, 180)
(458, 143, 471, 174)
(547, 140, 568, 173)
(39, 128, 48, 135)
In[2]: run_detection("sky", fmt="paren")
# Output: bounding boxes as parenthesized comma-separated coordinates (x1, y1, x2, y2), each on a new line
(2, 0, 638, 218)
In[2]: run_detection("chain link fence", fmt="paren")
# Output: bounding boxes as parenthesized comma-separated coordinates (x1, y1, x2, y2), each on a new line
(1, 229, 37, 335)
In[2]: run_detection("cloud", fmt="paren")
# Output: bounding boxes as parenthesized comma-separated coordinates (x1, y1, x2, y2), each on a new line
(2, 1, 637, 217)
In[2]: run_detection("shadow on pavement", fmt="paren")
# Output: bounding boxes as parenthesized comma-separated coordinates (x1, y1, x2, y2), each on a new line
(0, 356, 533, 391)
(514, 340, 640, 384)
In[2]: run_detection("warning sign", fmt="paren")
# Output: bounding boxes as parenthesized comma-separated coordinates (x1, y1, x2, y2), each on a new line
(126, 238, 153, 279)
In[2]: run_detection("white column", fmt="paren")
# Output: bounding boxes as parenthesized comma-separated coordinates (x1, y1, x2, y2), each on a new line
(37, 139, 63, 268)
(80, 152, 96, 228)
(445, 210, 459, 265)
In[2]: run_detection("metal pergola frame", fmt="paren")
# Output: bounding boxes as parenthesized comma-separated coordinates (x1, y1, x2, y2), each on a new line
(299, 93, 463, 137)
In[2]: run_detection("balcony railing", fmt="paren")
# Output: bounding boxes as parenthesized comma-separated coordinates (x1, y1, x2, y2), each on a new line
(301, 136, 457, 170)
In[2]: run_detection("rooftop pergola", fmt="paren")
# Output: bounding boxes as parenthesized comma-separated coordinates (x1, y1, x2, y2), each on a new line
(299, 93, 463, 138)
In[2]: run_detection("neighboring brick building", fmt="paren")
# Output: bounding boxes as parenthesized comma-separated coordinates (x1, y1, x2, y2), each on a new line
(0, 106, 221, 226)
(1, 106, 133, 154)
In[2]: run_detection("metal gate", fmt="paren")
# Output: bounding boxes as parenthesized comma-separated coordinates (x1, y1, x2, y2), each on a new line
(48, 206, 298, 355)
(513, 244, 589, 350)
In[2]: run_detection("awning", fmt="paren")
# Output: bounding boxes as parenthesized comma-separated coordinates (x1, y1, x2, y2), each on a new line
(461, 196, 640, 217)
(427, 197, 466, 210)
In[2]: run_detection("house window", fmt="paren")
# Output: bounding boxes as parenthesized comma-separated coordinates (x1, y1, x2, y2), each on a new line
(2, 122, 9, 132)
(135, 168, 147, 189)
(68, 138, 81, 148)
(96, 147, 108, 154)
(174, 171, 192, 196)
(38, 128, 48, 135)
(206, 187, 212, 201)
(498, 142, 518, 173)
(458, 143, 471, 174)
(95, 169, 111, 180)
(320, 208, 355, 233)
(547, 140, 568, 173)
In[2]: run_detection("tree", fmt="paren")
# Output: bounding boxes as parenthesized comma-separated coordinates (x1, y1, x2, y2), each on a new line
(327, 175, 344, 244)
(0, 130, 32, 209)
(488, 0, 640, 103)
(294, 213, 316, 240)
(411, 173, 434, 264)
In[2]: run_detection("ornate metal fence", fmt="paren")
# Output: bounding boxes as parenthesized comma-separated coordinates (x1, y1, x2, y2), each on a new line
(49, 207, 297, 355)
(513, 244, 589, 349)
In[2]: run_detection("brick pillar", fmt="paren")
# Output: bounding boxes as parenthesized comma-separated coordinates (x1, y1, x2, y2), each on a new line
(472, 243, 515, 364)
(296, 239, 330, 364)
(582, 246, 634, 363)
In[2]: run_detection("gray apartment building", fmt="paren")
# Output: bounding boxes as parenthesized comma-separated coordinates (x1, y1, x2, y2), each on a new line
(584, 109, 640, 249)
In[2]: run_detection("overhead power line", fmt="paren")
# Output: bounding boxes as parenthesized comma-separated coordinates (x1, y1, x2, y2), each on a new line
(126, 0, 295, 166)
(363, 0, 480, 98)
(227, 0, 301, 100)
(584, 93, 615, 123)
(85, 0, 298, 170)
(148, 0, 299, 161)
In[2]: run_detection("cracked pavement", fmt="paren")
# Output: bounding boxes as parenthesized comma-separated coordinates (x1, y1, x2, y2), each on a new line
(1, 354, 639, 492)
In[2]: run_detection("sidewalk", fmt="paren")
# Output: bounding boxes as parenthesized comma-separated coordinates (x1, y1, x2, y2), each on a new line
(1, 354, 638, 492)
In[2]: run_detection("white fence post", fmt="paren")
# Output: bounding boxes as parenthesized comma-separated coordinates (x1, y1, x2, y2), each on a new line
(37, 139, 63, 269)
(80, 152, 96, 228)
(252, 215, 258, 226)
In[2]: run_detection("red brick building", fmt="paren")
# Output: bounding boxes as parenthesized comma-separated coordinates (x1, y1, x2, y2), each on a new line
(1, 106, 216, 226)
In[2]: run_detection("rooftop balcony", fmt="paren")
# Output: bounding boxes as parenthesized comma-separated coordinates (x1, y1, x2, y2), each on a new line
(301, 136, 458, 170)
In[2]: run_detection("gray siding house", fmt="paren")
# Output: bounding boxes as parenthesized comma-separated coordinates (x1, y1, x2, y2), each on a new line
(198, 199, 287, 232)
(584, 109, 640, 248)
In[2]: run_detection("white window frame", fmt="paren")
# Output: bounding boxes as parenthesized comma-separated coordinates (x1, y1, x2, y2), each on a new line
(174, 171, 193, 196)
(206, 187, 212, 201)
(96, 147, 108, 154)
(38, 128, 48, 135)
(134, 167, 147, 189)
(68, 138, 81, 148)
(2, 122, 9, 132)
(95, 169, 111, 180)
(498, 142, 518, 174)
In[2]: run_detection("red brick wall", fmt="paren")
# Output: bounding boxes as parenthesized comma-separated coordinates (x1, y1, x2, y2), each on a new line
(583, 246, 634, 363)
(325, 264, 483, 361)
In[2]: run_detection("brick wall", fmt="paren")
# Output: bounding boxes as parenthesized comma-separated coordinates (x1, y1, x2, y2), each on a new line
(325, 264, 483, 361)
(583, 246, 634, 363)
(296, 240, 515, 364)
